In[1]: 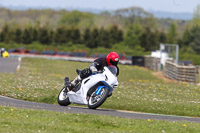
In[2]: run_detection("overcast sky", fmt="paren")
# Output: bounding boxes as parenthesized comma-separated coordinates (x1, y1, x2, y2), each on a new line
(0, 0, 200, 13)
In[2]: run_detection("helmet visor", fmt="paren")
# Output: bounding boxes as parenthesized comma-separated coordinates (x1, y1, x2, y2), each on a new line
(110, 59, 118, 66)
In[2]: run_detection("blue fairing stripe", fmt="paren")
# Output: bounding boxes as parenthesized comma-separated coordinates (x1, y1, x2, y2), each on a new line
(96, 86, 109, 95)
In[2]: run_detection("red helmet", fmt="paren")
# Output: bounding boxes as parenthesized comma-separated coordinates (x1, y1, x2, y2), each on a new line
(106, 52, 119, 66)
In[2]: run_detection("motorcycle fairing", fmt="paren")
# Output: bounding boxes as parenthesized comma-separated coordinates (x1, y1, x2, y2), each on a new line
(86, 81, 113, 95)
(68, 73, 105, 105)
(67, 66, 118, 105)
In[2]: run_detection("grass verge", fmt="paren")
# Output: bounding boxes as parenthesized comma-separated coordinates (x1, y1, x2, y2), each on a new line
(0, 106, 200, 133)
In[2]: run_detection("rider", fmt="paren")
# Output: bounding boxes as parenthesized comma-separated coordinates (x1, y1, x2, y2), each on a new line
(0, 48, 9, 58)
(68, 52, 120, 90)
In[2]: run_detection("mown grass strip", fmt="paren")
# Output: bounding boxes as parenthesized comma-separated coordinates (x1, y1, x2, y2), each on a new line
(0, 106, 200, 133)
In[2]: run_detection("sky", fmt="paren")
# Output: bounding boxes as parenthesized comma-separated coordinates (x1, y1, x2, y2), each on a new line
(0, 0, 200, 13)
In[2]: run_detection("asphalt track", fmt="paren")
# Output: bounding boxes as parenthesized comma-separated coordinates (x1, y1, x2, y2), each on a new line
(0, 95, 200, 123)
(0, 57, 21, 73)
(0, 57, 200, 124)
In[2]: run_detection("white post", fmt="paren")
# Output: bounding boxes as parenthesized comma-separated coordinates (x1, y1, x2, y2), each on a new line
(176, 44, 179, 64)
(160, 44, 164, 70)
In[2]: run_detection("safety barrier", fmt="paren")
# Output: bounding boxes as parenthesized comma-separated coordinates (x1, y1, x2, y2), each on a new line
(164, 60, 199, 83)
(144, 56, 160, 71)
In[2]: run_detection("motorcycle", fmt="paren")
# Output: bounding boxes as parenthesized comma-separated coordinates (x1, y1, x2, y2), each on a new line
(57, 65, 118, 109)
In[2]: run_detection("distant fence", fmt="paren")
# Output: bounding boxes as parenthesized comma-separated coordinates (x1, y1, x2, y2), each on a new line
(164, 60, 199, 84)
(135, 55, 199, 84)
(144, 56, 160, 71)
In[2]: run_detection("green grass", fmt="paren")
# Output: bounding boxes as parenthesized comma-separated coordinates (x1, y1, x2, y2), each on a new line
(0, 58, 200, 117)
(0, 106, 200, 133)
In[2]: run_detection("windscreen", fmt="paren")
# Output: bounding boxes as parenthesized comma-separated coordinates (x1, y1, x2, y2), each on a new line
(107, 65, 117, 76)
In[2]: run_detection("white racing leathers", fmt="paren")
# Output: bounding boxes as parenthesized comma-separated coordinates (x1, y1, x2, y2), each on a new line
(67, 66, 118, 105)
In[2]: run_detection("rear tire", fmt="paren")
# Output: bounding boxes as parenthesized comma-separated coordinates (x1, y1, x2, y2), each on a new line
(57, 87, 71, 106)
(88, 87, 109, 109)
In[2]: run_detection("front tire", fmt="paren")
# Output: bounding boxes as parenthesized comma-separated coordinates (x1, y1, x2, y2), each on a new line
(57, 87, 71, 106)
(88, 87, 109, 109)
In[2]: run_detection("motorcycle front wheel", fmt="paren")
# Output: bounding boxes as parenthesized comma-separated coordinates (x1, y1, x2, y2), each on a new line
(88, 87, 109, 109)
(57, 87, 71, 106)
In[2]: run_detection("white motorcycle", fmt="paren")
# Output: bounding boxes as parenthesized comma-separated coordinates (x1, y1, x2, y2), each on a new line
(57, 65, 118, 109)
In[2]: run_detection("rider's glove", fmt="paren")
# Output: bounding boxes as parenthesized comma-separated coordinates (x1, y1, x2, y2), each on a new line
(90, 66, 97, 73)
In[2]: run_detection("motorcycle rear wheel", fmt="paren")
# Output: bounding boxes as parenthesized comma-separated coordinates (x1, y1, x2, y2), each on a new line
(88, 87, 109, 109)
(57, 87, 71, 106)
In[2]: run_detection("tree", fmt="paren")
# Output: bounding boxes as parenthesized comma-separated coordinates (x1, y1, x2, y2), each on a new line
(14, 28, 22, 43)
(98, 27, 111, 48)
(87, 28, 99, 48)
(109, 25, 123, 44)
(192, 4, 200, 26)
(182, 26, 200, 53)
(71, 28, 81, 44)
(181, 29, 191, 47)
(117, 30, 123, 43)
(149, 30, 160, 50)
(54, 27, 67, 44)
(159, 31, 167, 44)
(38, 27, 51, 44)
(83, 28, 91, 45)
(114, 6, 153, 25)
(32, 28, 38, 42)
(57, 11, 94, 28)
(167, 22, 178, 44)
(142, 17, 157, 30)
(0, 24, 10, 43)
(65, 28, 72, 43)
(140, 27, 159, 51)
(21, 28, 32, 44)
(49, 30, 55, 44)
(123, 22, 143, 48)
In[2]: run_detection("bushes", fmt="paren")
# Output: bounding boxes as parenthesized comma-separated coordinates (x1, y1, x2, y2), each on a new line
(179, 53, 200, 65)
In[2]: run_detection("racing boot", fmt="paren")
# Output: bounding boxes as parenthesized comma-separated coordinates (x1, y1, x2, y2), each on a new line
(64, 77, 71, 92)
(70, 75, 81, 91)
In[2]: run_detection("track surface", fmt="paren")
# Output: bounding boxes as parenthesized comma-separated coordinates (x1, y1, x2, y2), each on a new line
(0, 57, 20, 73)
(0, 95, 200, 123)
(0, 57, 200, 123)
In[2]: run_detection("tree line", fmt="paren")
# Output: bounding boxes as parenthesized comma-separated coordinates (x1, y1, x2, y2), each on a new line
(0, 23, 173, 51)
(0, 24, 124, 49)
(1, 21, 200, 53)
